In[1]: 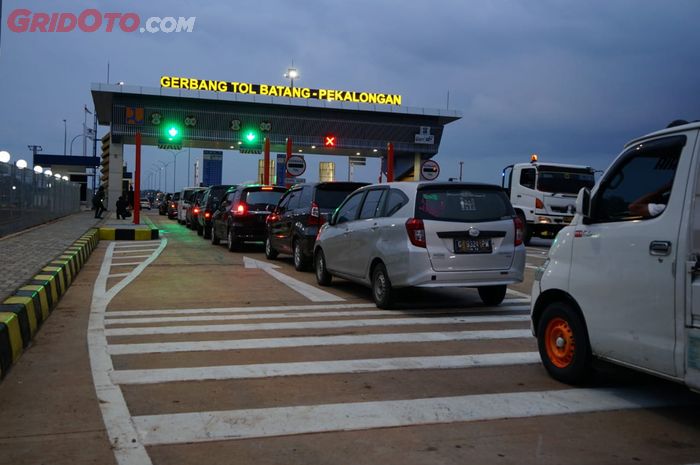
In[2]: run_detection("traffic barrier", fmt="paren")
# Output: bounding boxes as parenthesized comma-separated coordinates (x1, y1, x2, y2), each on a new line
(0, 228, 100, 380)
(98, 227, 159, 241)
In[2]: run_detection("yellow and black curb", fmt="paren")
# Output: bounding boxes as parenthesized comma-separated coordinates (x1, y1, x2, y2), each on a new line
(98, 227, 159, 241)
(0, 228, 99, 380)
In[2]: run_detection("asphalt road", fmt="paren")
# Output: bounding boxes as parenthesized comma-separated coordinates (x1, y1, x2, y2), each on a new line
(4, 212, 699, 465)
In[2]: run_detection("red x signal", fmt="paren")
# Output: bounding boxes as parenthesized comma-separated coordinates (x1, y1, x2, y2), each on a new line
(324, 135, 336, 147)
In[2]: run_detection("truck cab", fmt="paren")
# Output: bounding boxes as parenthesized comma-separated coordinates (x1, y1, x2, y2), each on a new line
(502, 157, 595, 244)
(531, 120, 700, 391)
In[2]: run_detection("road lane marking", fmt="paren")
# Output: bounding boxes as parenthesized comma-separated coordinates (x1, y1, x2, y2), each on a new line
(113, 249, 159, 254)
(133, 387, 691, 445)
(111, 262, 145, 267)
(526, 264, 540, 270)
(113, 241, 162, 247)
(88, 239, 167, 465)
(243, 256, 344, 302)
(107, 273, 132, 278)
(103, 299, 530, 318)
(111, 352, 541, 384)
(104, 314, 531, 336)
(104, 306, 531, 325)
(108, 329, 533, 355)
(111, 254, 153, 259)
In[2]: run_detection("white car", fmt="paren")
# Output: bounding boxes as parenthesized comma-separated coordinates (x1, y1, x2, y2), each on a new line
(314, 182, 526, 308)
(139, 199, 151, 210)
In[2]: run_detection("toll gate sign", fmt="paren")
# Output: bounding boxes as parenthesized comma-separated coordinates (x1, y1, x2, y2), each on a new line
(420, 160, 440, 181)
(286, 155, 306, 177)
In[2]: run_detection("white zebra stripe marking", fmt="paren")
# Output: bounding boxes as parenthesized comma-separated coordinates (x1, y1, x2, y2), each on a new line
(133, 387, 689, 445)
(104, 307, 531, 325)
(105, 314, 531, 336)
(107, 328, 532, 355)
(111, 352, 540, 385)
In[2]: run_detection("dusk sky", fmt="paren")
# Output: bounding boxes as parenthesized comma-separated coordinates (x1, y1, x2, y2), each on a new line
(1, 0, 699, 191)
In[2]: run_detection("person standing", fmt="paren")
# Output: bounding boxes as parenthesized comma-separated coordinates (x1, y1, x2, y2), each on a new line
(116, 196, 129, 220)
(93, 185, 106, 219)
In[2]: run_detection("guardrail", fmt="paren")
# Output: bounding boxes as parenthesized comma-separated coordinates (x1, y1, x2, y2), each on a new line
(0, 163, 81, 237)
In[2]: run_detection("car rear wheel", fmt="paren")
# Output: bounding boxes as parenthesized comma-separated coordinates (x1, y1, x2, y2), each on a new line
(265, 236, 278, 260)
(211, 226, 220, 245)
(372, 263, 394, 309)
(314, 250, 332, 286)
(196, 224, 203, 236)
(477, 285, 507, 306)
(227, 228, 240, 252)
(537, 302, 591, 384)
(293, 239, 309, 271)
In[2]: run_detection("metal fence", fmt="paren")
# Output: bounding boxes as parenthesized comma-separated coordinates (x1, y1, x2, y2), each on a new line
(0, 163, 81, 237)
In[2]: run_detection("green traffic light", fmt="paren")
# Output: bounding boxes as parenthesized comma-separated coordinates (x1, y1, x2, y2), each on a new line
(168, 127, 179, 138)
(245, 131, 256, 142)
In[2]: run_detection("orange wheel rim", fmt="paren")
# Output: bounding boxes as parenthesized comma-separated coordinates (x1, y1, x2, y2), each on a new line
(544, 317, 575, 369)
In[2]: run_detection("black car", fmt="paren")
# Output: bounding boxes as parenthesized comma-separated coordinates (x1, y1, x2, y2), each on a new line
(186, 188, 206, 230)
(211, 184, 286, 251)
(265, 182, 368, 270)
(158, 193, 172, 216)
(167, 192, 180, 219)
(196, 184, 235, 238)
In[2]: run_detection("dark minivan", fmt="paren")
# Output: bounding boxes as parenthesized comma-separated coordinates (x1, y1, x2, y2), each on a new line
(265, 182, 368, 270)
(211, 184, 286, 251)
(196, 184, 236, 238)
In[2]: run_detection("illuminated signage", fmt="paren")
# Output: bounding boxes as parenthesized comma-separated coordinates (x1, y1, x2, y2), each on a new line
(324, 135, 336, 147)
(160, 76, 402, 106)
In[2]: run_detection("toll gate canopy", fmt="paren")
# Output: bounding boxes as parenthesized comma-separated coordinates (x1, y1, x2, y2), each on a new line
(91, 82, 461, 205)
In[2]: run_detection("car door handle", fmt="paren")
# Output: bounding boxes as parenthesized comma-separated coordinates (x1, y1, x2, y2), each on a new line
(371, 223, 379, 231)
(649, 241, 672, 256)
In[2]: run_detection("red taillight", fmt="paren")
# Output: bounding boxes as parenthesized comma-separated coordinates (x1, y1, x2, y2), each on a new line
(261, 186, 274, 191)
(535, 198, 544, 209)
(405, 218, 426, 248)
(308, 201, 325, 226)
(204, 210, 211, 219)
(514, 216, 524, 246)
(234, 202, 249, 216)
(170, 203, 175, 208)
(193, 207, 200, 214)
(267, 213, 279, 223)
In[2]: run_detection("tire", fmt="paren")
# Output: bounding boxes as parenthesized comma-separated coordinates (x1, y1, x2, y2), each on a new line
(293, 239, 309, 271)
(227, 227, 240, 252)
(314, 249, 332, 286)
(196, 224, 203, 236)
(371, 263, 394, 309)
(203, 226, 212, 239)
(478, 285, 507, 306)
(537, 302, 591, 385)
(211, 226, 220, 245)
(265, 236, 278, 259)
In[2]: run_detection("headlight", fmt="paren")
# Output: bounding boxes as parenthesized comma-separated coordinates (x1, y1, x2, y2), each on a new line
(534, 258, 550, 282)
(537, 216, 551, 224)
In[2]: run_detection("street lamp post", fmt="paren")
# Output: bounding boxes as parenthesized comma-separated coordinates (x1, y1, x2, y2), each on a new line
(63, 119, 67, 156)
(284, 66, 299, 89)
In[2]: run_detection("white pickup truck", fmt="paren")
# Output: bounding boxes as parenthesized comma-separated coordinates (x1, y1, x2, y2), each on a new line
(531, 120, 700, 391)
(502, 158, 596, 244)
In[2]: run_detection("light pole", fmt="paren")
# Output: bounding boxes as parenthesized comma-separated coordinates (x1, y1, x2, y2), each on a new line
(168, 150, 186, 191)
(63, 119, 67, 156)
(284, 65, 299, 89)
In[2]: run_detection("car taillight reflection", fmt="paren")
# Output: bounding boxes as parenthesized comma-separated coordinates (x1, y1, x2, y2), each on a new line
(234, 202, 249, 216)
(405, 218, 426, 248)
(308, 201, 325, 226)
(514, 216, 524, 246)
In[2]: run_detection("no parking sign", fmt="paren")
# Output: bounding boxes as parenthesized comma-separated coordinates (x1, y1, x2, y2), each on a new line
(420, 160, 440, 181)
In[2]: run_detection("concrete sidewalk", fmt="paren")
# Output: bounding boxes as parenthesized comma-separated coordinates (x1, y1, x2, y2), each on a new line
(0, 211, 103, 302)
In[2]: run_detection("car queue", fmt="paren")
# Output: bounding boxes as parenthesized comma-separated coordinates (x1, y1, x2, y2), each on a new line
(161, 179, 527, 309)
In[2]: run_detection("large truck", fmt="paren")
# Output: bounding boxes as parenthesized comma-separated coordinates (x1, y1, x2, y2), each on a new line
(502, 156, 596, 244)
(531, 120, 700, 391)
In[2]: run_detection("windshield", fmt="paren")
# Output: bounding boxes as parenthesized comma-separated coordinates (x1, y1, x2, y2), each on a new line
(415, 187, 514, 223)
(536, 166, 595, 194)
(316, 184, 366, 210)
(244, 189, 284, 209)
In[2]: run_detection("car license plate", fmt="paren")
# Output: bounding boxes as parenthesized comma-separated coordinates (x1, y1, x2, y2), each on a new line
(454, 238, 492, 254)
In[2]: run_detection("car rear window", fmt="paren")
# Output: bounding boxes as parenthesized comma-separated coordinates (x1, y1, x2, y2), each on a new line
(182, 189, 197, 202)
(173, 192, 180, 201)
(208, 186, 232, 206)
(415, 188, 514, 222)
(315, 184, 366, 209)
(244, 189, 284, 208)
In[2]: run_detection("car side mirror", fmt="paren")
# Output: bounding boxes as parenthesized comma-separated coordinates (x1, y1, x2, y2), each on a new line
(576, 187, 592, 224)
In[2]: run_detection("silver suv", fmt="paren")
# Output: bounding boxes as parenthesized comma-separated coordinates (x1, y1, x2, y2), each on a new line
(314, 182, 526, 308)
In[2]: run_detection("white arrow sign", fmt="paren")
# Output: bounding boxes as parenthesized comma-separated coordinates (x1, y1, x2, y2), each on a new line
(243, 256, 344, 302)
